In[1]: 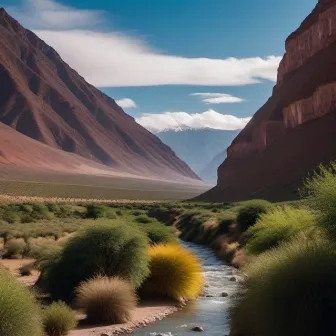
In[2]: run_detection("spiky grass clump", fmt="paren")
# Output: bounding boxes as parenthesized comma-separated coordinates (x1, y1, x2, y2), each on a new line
(141, 244, 204, 302)
(236, 200, 273, 231)
(230, 240, 336, 336)
(76, 276, 137, 324)
(246, 206, 318, 254)
(0, 269, 43, 336)
(40, 223, 149, 300)
(43, 302, 77, 336)
(303, 163, 336, 238)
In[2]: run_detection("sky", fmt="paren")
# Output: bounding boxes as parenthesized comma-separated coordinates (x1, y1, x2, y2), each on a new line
(2, 0, 317, 133)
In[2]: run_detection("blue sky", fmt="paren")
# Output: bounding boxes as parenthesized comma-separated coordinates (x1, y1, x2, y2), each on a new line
(2, 0, 316, 132)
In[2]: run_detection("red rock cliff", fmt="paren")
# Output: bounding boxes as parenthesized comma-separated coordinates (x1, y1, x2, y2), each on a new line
(197, 0, 336, 201)
(0, 9, 200, 182)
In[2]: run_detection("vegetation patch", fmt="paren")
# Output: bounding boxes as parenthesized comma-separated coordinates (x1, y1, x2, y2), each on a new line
(76, 276, 137, 324)
(40, 222, 149, 300)
(230, 240, 336, 336)
(43, 301, 77, 336)
(0, 269, 43, 336)
(141, 244, 204, 302)
(246, 206, 318, 254)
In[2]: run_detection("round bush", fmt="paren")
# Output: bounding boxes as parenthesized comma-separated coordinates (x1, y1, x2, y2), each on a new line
(2, 211, 20, 224)
(43, 302, 77, 336)
(230, 240, 336, 336)
(236, 200, 273, 231)
(246, 206, 318, 254)
(141, 244, 204, 302)
(4, 238, 26, 259)
(40, 223, 149, 300)
(141, 222, 178, 245)
(76, 276, 137, 324)
(0, 269, 43, 336)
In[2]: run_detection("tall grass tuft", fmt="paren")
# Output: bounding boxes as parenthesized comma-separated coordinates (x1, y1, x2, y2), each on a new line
(40, 222, 149, 300)
(230, 239, 336, 336)
(141, 244, 204, 302)
(76, 276, 137, 324)
(246, 206, 318, 254)
(302, 163, 336, 238)
(236, 200, 273, 231)
(43, 302, 77, 336)
(0, 269, 43, 336)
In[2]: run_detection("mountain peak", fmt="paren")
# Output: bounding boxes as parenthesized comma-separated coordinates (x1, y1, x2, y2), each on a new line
(0, 10, 200, 182)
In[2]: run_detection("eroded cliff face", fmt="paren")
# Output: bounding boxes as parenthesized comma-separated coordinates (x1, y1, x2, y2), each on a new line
(197, 0, 336, 202)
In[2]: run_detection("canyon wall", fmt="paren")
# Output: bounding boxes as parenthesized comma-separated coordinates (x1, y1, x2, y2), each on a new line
(197, 0, 336, 202)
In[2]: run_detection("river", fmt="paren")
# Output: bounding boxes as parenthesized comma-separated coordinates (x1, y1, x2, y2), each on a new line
(131, 241, 239, 336)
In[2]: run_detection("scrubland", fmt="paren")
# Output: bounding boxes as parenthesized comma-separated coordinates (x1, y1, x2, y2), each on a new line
(1, 163, 336, 335)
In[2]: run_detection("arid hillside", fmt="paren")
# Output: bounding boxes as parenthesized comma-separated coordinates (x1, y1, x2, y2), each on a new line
(0, 8, 199, 182)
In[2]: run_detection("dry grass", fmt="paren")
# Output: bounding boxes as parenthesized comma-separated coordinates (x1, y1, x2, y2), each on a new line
(141, 244, 204, 302)
(43, 302, 77, 336)
(76, 276, 137, 324)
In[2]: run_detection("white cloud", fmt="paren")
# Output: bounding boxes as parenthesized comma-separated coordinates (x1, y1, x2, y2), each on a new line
(115, 98, 137, 109)
(5, 0, 103, 30)
(4, 0, 282, 88)
(191, 93, 245, 104)
(136, 110, 251, 133)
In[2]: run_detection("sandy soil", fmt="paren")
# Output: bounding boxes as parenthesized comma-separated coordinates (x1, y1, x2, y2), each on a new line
(70, 302, 178, 336)
(0, 259, 178, 335)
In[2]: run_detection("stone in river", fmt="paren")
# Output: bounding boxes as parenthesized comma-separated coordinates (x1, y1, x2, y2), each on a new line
(191, 326, 204, 332)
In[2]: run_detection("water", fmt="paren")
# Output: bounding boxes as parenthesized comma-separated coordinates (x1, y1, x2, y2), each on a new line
(131, 241, 239, 336)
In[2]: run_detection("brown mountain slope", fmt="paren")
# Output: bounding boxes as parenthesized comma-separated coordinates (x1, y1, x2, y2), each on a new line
(197, 0, 336, 202)
(0, 8, 199, 182)
(0, 120, 127, 175)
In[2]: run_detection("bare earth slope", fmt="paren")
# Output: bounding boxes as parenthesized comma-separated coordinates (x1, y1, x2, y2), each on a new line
(197, 0, 336, 202)
(0, 8, 199, 182)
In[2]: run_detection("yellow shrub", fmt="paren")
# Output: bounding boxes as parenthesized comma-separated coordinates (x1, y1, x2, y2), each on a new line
(142, 244, 204, 302)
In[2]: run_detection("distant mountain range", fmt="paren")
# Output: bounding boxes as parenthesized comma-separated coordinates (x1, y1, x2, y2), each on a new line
(157, 129, 238, 183)
(0, 8, 199, 183)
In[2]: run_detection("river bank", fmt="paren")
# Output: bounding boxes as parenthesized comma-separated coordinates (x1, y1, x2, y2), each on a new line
(130, 241, 239, 336)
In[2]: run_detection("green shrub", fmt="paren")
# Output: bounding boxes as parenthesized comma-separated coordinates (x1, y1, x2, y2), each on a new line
(2, 211, 20, 224)
(46, 203, 61, 214)
(236, 200, 273, 231)
(20, 214, 34, 223)
(230, 240, 336, 336)
(0, 269, 43, 336)
(76, 276, 137, 324)
(303, 163, 336, 238)
(85, 205, 115, 219)
(217, 212, 236, 235)
(246, 206, 318, 254)
(20, 204, 33, 213)
(4, 238, 26, 258)
(141, 222, 178, 245)
(40, 222, 149, 300)
(135, 214, 152, 224)
(43, 302, 77, 336)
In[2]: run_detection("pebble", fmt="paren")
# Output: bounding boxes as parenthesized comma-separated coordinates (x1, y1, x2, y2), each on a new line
(100, 333, 113, 336)
(229, 276, 236, 282)
(221, 292, 229, 297)
(191, 326, 204, 332)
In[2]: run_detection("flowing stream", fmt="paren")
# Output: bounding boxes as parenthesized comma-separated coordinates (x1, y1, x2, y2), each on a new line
(131, 241, 239, 336)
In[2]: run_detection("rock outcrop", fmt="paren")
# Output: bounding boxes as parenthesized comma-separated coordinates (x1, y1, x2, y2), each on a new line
(0, 8, 199, 182)
(197, 0, 336, 201)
